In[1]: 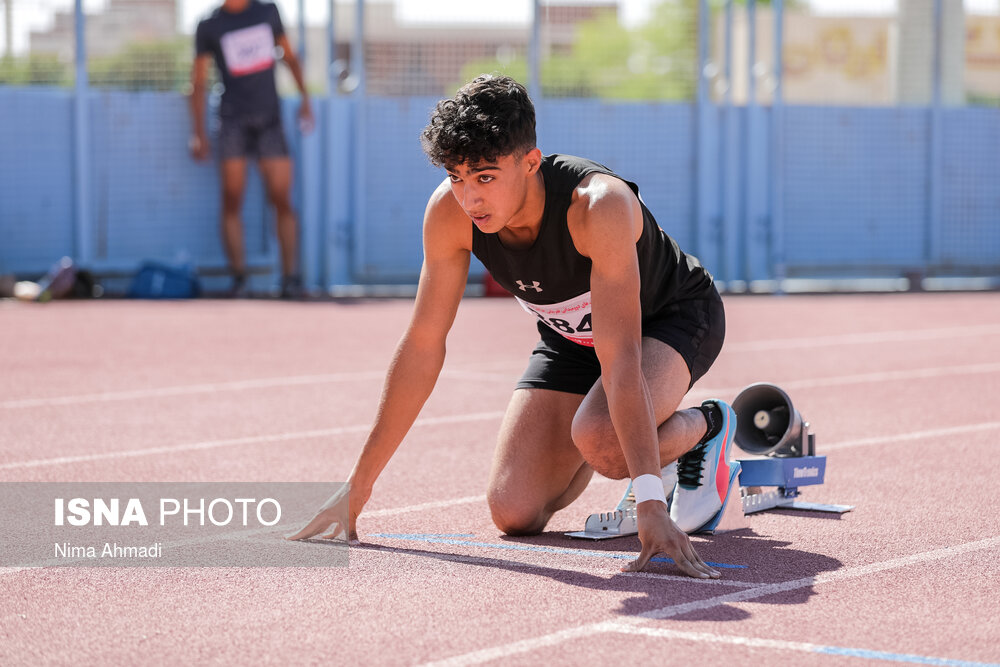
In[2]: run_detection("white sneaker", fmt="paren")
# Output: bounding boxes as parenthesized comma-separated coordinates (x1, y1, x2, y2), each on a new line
(670, 400, 737, 533)
(617, 461, 678, 511)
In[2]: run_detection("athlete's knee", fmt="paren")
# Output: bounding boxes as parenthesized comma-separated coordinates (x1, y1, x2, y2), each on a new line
(221, 188, 243, 214)
(570, 412, 629, 480)
(486, 490, 548, 536)
(268, 189, 294, 215)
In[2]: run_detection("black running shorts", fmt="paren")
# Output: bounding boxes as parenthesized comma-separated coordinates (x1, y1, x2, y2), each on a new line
(515, 293, 726, 395)
(218, 113, 289, 160)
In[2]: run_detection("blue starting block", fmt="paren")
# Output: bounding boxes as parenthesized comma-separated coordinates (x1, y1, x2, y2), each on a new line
(738, 454, 853, 515)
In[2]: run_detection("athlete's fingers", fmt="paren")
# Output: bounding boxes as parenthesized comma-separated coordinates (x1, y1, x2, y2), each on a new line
(621, 546, 654, 573)
(674, 556, 711, 579)
(680, 541, 720, 578)
(320, 524, 346, 540)
(284, 514, 332, 541)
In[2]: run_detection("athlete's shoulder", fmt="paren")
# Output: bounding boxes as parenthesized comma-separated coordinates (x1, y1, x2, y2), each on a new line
(568, 172, 643, 252)
(546, 153, 612, 173)
(196, 6, 224, 28)
(258, 1, 282, 17)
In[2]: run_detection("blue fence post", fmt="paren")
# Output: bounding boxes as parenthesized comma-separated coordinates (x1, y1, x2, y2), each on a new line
(721, 0, 741, 287)
(350, 0, 367, 282)
(295, 0, 322, 289)
(695, 0, 718, 272)
(742, 0, 757, 283)
(926, 0, 944, 278)
(325, 0, 351, 286)
(743, 0, 771, 285)
(529, 0, 541, 102)
(770, 0, 786, 286)
(73, 0, 92, 265)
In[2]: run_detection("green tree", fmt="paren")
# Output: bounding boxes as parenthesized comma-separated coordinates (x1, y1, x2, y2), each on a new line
(0, 54, 70, 86)
(88, 39, 190, 91)
(456, 0, 804, 100)
(458, 1, 699, 101)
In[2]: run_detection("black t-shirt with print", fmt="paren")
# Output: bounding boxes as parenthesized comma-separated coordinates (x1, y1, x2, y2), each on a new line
(195, 1, 285, 119)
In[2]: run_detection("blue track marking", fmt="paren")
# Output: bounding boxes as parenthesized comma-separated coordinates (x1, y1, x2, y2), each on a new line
(814, 646, 1000, 667)
(371, 533, 746, 569)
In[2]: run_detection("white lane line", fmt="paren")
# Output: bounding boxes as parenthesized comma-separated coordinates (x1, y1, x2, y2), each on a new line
(422, 622, 616, 667)
(3, 406, 998, 473)
(364, 496, 489, 518)
(0, 371, 388, 409)
(725, 323, 1000, 352)
(686, 362, 1000, 401)
(599, 624, 1000, 667)
(637, 535, 1000, 620)
(0, 369, 505, 410)
(422, 535, 1000, 666)
(606, 624, 818, 651)
(6, 324, 999, 410)
(822, 422, 1000, 452)
(0, 411, 506, 471)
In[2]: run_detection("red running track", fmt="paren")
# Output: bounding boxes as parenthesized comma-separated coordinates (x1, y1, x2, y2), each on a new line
(1, 293, 999, 666)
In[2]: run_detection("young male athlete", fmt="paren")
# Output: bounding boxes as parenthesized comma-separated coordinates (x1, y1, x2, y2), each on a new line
(289, 75, 736, 578)
(190, 0, 312, 297)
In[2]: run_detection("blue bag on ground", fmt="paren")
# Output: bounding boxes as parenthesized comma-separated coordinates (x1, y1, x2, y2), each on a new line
(128, 261, 201, 299)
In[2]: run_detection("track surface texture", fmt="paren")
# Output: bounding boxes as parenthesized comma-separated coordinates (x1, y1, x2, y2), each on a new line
(2, 292, 999, 666)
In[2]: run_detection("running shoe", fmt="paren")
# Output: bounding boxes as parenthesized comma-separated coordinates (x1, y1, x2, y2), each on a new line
(669, 400, 737, 533)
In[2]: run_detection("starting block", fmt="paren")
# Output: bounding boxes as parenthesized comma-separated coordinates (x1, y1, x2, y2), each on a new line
(564, 508, 638, 540)
(565, 383, 853, 541)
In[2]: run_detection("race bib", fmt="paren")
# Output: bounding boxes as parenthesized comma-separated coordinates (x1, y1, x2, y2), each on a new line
(516, 291, 594, 347)
(220, 23, 275, 77)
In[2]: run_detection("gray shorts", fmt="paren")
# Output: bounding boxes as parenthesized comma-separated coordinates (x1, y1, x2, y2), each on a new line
(218, 113, 289, 160)
(516, 293, 726, 395)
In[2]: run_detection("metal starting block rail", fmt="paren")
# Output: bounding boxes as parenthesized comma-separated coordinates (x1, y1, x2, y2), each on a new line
(566, 455, 853, 541)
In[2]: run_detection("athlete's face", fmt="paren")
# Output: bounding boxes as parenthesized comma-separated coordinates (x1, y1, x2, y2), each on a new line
(446, 150, 540, 234)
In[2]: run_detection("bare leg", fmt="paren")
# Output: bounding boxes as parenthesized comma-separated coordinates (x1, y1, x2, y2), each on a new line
(258, 157, 298, 277)
(220, 158, 247, 277)
(487, 388, 592, 535)
(570, 337, 709, 480)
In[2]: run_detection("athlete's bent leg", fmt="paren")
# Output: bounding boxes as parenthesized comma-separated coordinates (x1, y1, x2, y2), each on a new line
(487, 388, 592, 535)
(570, 337, 708, 480)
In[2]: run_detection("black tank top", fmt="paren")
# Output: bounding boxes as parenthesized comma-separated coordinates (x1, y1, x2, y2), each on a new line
(471, 154, 714, 347)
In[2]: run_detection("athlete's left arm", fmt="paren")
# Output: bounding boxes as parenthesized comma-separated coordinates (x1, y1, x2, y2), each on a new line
(573, 175, 716, 578)
(276, 34, 313, 131)
(572, 175, 659, 484)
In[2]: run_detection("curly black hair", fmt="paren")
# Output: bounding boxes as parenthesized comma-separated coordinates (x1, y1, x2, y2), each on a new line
(420, 74, 536, 169)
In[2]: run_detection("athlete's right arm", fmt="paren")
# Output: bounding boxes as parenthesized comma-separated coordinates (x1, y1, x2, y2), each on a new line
(188, 54, 212, 161)
(286, 181, 472, 542)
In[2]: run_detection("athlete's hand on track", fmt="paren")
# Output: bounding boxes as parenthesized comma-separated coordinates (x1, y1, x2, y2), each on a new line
(284, 482, 369, 543)
(622, 501, 721, 579)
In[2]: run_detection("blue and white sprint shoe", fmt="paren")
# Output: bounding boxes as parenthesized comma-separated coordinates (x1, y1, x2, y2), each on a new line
(617, 461, 678, 511)
(669, 400, 738, 533)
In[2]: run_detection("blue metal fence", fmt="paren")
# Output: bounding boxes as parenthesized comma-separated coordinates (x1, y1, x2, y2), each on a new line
(1, 0, 998, 292)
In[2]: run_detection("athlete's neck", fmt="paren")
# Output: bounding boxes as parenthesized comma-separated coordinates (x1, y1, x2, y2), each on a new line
(497, 169, 546, 249)
(221, 0, 250, 13)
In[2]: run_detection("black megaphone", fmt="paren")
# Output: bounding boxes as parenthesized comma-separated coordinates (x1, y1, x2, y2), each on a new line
(731, 383, 814, 457)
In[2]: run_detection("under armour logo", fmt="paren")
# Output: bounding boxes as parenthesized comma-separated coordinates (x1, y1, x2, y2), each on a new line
(516, 280, 543, 293)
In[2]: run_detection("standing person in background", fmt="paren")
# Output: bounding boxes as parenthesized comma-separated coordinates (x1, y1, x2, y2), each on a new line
(189, 0, 313, 298)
